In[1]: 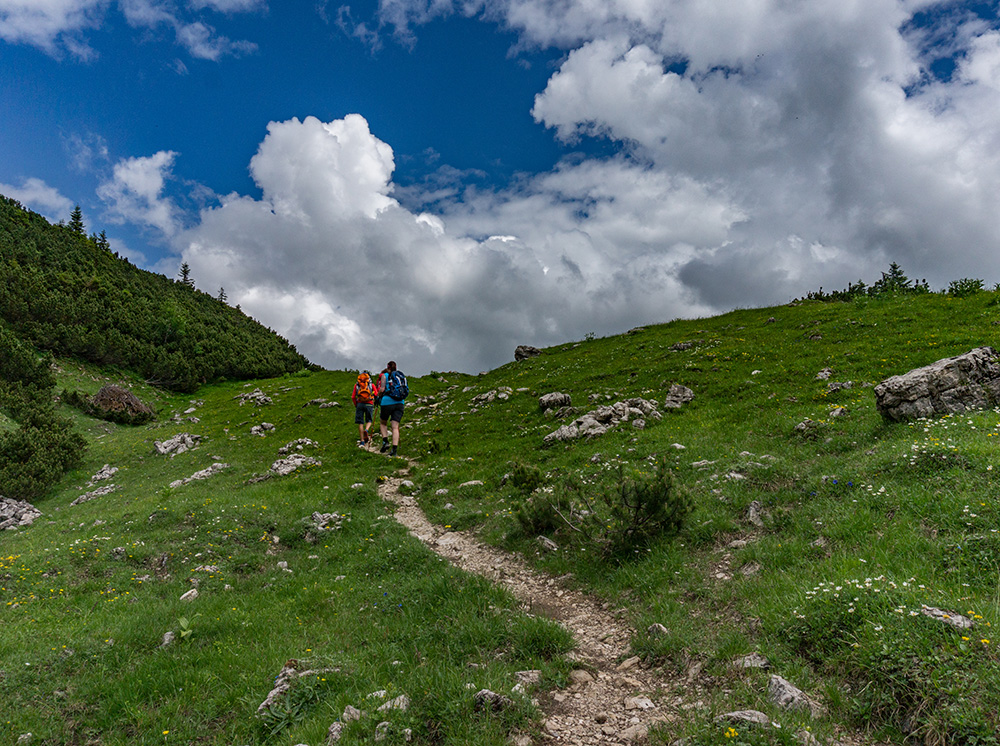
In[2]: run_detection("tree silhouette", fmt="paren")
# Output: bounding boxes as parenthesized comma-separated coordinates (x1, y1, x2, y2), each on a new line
(178, 262, 195, 288)
(68, 205, 85, 235)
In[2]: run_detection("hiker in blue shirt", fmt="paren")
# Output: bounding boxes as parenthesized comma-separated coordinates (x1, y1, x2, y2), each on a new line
(377, 360, 408, 456)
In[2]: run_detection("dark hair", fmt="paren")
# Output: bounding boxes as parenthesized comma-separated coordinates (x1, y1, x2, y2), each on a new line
(386, 361, 397, 372)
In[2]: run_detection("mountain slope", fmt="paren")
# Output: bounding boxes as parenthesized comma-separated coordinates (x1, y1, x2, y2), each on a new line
(2, 290, 999, 745)
(0, 195, 309, 392)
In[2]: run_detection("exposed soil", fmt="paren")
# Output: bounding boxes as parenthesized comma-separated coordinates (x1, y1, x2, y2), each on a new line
(379, 468, 696, 745)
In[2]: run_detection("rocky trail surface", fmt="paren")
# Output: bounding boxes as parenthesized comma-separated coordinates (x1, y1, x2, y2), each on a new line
(378, 467, 691, 745)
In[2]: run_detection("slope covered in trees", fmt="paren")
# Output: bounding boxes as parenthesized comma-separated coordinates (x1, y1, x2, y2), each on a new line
(0, 195, 310, 392)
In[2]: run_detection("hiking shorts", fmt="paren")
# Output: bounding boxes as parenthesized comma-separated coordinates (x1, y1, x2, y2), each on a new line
(380, 402, 404, 423)
(354, 403, 374, 424)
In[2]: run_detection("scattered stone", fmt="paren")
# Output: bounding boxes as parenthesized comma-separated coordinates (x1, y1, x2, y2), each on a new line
(537, 536, 559, 552)
(921, 605, 974, 629)
(377, 694, 410, 712)
(617, 656, 641, 671)
(270, 454, 320, 476)
(734, 652, 770, 669)
(257, 661, 339, 717)
(460, 480, 484, 488)
(544, 398, 662, 443)
(769, 675, 823, 717)
(671, 342, 694, 351)
(110, 547, 126, 561)
(0, 497, 42, 530)
(374, 722, 390, 741)
(471, 387, 513, 406)
(154, 433, 201, 456)
(278, 438, 318, 454)
(170, 462, 230, 489)
(794, 419, 819, 437)
(539, 392, 572, 410)
(816, 368, 833, 380)
(180, 589, 198, 602)
(160, 631, 175, 648)
(514, 345, 542, 361)
(16, 733, 33, 745)
(251, 422, 276, 437)
(310, 512, 347, 532)
(515, 670, 542, 685)
(622, 723, 650, 741)
(569, 669, 594, 686)
(826, 381, 853, 392)
(474, 689, 514, 712)
(235, 388, 273, 406)
(624, 695, 655, 710)
(647, 623, 669, 637)
(875, 347, 1000, 421)
(342, 705, 364, 721)
(663, 384, 695, 409)
(797, 730, 821, 746)
(89, 464, 118, 483)
(747, 500, 765, 528)
(714, 710, 771, 726)
(70, 484, 116, 506)
(326, 722, 343, 743)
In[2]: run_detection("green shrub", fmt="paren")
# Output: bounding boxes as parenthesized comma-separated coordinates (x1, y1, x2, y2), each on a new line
(509, 461, 544, 493)
(515, 459, 691, 557)
(948, 278, 985, 298)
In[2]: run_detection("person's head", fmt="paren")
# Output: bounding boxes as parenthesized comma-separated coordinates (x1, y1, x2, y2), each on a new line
(386, 361, 397, 372)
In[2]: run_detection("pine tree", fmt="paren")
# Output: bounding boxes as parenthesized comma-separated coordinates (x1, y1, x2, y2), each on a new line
(178, 262, 195, 288)
(68, 205, 85, 235)
(217, 287, 227, 303)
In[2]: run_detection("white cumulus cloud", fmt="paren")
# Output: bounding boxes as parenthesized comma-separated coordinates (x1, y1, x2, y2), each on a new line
(0, 176, 74, 221)
(0, 0, 259, 59)
(97, 150, 181, 236)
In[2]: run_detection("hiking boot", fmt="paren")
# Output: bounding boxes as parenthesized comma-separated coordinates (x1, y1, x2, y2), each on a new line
(390, 446, 397, 457)
(380, 440, 390, 453)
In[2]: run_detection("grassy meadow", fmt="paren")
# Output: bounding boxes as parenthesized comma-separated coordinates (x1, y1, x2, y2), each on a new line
(3, 289, 1000, 744)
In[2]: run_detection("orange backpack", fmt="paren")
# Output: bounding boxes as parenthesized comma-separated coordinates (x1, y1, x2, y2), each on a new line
(355, 372, 374, 404)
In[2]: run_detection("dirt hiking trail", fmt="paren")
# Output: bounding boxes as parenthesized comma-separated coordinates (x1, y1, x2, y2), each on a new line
(379, 468, 694, 745)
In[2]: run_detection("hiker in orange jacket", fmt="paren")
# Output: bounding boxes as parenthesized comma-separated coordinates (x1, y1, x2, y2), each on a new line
(352, 371, 377, 446)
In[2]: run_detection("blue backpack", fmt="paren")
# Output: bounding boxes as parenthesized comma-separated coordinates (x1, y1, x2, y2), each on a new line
(385, 370, 409, 400)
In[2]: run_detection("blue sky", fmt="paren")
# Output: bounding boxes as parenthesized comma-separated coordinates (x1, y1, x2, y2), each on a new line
(3, 1, 1000, 374)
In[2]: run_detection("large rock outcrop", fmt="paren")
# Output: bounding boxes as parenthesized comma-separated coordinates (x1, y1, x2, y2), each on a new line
(874, 347, 1000, 421)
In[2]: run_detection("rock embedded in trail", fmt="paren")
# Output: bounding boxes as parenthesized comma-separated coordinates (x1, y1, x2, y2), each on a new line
(875, 347, 1000, 421)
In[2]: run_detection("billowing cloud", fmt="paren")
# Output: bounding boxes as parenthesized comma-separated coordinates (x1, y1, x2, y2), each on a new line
(173, 1, 1000, 373)
(97, 150, 180, 235)
(177, 114, 729, 373)
(0, 0, 259, 59)
(0, 0, 106, 59)
(0, 176, 74, 221)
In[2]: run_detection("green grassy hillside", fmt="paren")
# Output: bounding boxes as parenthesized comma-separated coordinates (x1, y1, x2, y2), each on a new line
(0, 196, 309, 392)
(3, 290, 1000, 745)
